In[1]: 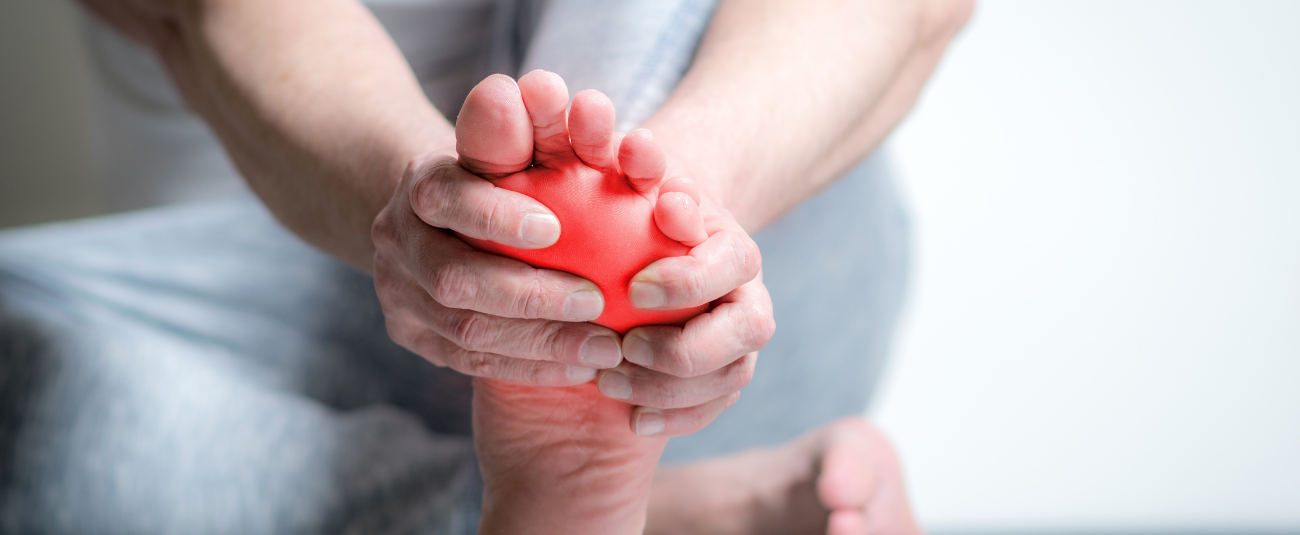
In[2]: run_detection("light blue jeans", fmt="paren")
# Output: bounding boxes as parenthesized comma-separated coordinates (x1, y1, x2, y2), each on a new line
(0, 0, 910, 533)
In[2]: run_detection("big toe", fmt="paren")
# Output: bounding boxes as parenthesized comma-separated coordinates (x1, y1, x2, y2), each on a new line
(456, 74, 533, 178)
(816, 419, 878, 512)
(518, 70, 574, 162)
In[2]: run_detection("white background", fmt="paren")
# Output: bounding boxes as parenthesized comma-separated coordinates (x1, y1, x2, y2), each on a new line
(873, 0, 1300, 531)
(2, 0, 1298, 532)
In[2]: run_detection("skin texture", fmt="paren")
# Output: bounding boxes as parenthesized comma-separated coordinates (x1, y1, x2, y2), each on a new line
(77, 0, 972, 432)
(76, 0, 971, 531)
(459, 72, 921, 535)
(646, 417, 923, 535)
(457, 88, 710, 334)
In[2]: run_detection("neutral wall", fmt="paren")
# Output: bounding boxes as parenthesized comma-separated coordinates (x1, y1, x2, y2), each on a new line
(0, 0, 99, 228)
(874, 0, 1300, 531)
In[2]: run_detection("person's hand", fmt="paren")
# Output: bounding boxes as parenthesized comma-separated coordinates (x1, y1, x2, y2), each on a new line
(459, 71, 775, 438)
(601, 155, 776, 438)
(387, 71, 775, 437)
(372, 148, 631, 386)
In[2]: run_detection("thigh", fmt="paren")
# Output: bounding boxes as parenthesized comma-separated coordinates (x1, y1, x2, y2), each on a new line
(0, 198, 480, 534)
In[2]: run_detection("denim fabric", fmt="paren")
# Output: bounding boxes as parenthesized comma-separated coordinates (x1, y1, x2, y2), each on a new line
(0, 0, 910, 531)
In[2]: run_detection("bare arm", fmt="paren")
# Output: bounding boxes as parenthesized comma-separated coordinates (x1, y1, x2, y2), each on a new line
(80, 0, 449, 271)
(643, 0, 974, 231)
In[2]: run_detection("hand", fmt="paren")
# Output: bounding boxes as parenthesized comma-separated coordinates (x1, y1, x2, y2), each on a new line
(372, 148, 630, 386)
(601, 156, 776, 438)
(432, 71, 777, 437)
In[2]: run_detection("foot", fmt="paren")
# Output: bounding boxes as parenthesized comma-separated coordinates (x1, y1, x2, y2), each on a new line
(456, 71, 707, 246)
(645, 417, 923, 535)
(456, 72, 695, 534)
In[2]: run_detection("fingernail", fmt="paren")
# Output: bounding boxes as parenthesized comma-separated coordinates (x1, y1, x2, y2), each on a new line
(563, 289, 603, 321)
(521, 213, 560, 246)
(580, 335, 622, 368)
(566, 365, 597, 383)
(629, 281, 666, 309)
(622, 333, 653, 368)
(635, 411, 666, 436)
(598, 370, 633, 400)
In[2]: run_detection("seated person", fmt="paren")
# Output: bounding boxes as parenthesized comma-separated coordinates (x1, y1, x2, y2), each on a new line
(0, 0, 970, 532)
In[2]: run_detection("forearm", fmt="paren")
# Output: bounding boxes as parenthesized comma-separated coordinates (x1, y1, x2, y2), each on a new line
(642, 0, 972, 231)
(82, 0, 451, 271)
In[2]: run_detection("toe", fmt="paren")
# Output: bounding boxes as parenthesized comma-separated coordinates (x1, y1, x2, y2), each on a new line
(456, 74, 534, 178)
(617, 128, 667, 193)
(654, 192, 707, 246)
(653, 176, 707, 245)
(568, 89, 618, 169)
(827, 509, 867, 535)
(817, 427, 873, 511)
(518, 70, 575, 164)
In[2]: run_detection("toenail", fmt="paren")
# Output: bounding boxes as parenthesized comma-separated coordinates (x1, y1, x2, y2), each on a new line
(563, 289, 603, 321)
(622, 333, 653, 368)
(521, 212, 560, 246)
(566, 365, 597, 383)
(629, 281, 666, 309)
(580, 335, 622, 368)
(598, 371, 633, 400)
(635, 411, 665, 436)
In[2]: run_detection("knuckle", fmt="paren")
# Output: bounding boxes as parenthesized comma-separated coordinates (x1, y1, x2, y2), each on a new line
(672, 343, 702, 378)
(514, 274, 552, 319)
(449, 311, 495, 352)
(724, 231, 761, 282)
(458, 351, 498, 378)
(430, 261, 478, 308)
(371, 209, 398, 248)
(724, 354, 757, 391)
(738, 235, 762, 280)
(413, 164, 458, 226)
(738, 306, 776, 352)
(529, 323, 569, 361)
(384, 317, 414, 347)
(654, 377, 692, 409)
(482, 195, 515, 241)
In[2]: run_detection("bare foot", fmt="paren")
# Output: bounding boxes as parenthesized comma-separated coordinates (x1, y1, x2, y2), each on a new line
(645, 417, 923, 535)
(456, 72, 704, 534)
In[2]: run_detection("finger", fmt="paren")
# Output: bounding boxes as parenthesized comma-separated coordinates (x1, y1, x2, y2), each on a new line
(629, 229, 762, 309)
(387, 213, 604, 321)
(620, 279, 773, 376)
(595, 352, 756, 409)
(419, 298, 625, 369)
(404, 327, 599, 386)
(653, 192, 707, 246)
(408, 155, 560, 248)
(456, 74, 533, 178)
(377, 252, 622, 369)
(518, 69, 575, 163)
(628, 391, 740, 437)
(617, 128, 667, 194)
(567, 89, 618, 169)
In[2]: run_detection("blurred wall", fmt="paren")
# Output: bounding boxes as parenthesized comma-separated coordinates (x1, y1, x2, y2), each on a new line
(875, 0, 1300, 531)
(0, 0, 100, 228)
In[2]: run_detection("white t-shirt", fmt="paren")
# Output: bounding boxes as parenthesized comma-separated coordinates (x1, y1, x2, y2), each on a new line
(79, 0, 514, 212)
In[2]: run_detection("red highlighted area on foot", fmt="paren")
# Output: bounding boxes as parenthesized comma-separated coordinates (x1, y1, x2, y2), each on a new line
(460, 160, 707, 334)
